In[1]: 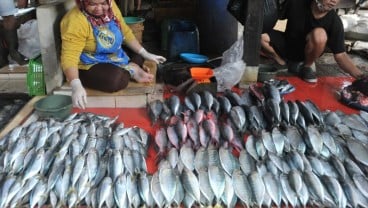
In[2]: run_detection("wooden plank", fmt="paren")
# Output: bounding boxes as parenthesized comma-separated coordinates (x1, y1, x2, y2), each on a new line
(243, 0, 264, 66)
(0, 96, 44, 139)
(239, 0, 264, 87)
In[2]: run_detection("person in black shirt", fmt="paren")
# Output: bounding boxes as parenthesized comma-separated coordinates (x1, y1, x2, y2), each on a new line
(261, 0, 364, 83)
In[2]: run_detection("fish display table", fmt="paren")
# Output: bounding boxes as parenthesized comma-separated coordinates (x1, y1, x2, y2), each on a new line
(1, 75, 366, 207)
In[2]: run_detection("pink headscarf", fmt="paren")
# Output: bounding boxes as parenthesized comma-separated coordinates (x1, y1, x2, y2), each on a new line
(76, 0, 120, 28)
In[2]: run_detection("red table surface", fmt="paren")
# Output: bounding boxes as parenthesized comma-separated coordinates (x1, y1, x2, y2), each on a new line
(72, 76, 358, 174)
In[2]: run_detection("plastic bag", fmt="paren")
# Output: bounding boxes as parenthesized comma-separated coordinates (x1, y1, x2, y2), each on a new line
(17, 19, 41, 59)
(221, 36, 244, 65)
(214, 36, 246, 92)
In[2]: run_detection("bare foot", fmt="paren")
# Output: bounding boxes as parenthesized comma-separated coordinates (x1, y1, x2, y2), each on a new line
(129, 63, 154, 83)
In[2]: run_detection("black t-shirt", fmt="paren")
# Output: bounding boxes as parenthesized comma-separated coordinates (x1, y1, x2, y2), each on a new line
(284, 0, 345, 61)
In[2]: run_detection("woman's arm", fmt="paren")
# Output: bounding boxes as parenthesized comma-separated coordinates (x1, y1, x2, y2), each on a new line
(334, 52, 364, 79)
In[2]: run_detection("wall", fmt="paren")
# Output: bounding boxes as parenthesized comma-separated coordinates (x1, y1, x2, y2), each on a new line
(197, 0, 238, 55)
(36, 0, 74, 93)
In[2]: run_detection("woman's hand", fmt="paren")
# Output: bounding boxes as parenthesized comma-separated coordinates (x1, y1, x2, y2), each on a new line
(70, 79, 87, 109)
(139, 48, 166, 64)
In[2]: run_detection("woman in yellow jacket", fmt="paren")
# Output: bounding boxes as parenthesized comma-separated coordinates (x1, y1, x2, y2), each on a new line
(61, 0, 166, 109)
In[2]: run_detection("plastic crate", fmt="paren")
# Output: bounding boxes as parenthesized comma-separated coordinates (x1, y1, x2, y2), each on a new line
(27, 56, 46, 96)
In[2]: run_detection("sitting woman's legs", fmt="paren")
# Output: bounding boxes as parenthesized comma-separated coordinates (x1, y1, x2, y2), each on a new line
(79, 63, 130, 92)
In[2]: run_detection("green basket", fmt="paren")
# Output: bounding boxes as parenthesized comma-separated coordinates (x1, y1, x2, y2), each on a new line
(27, 56, 46, 96)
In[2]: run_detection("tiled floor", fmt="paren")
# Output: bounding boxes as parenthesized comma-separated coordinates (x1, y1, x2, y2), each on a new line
(0, 65, 28, 94)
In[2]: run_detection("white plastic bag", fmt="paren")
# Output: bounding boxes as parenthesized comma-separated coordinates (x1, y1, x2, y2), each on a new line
(17, 19, 41, 59)
(214, 60, 246, 92)
(214, 36, 246, 92)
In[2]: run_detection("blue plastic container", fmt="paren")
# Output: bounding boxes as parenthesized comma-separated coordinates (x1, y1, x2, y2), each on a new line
(165, 20, 199, 61)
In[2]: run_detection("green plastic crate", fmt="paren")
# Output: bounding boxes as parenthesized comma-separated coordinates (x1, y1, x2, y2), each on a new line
(27, 56, 46, 96)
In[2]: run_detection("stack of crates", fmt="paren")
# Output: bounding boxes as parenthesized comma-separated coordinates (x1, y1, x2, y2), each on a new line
(27, 56, 46, 96)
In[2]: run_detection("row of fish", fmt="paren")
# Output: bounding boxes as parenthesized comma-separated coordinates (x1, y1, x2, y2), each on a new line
(149, 134, 368, 207)
(0, 112, 151, 208)
(147, 84, 329, 140)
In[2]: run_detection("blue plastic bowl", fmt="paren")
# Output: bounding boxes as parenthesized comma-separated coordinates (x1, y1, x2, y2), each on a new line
(180, 53, 208, 64)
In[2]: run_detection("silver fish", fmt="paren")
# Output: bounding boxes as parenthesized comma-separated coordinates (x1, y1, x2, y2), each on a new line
(173, 176, 185, 206)
(22, 149, 45, 183)
(221, 174, 236, 208)
(262, 130, 277, 154)
(126, 174, 141, 208)
(29, 177, 47, 208)
(219, 146, 236, 176)
(303, 171, 325, 202)
(280, 173, 298, 207)
(151, 172, 165, 208)
(86, 148, 99, 181)
(271, 127, 285, 156)
(138, 173, 152, 207)
(110, 150, 124, 182)
(347, 139, 368, 166)
(208, 165, 225, 204)
(71, 155, 85, 187)
(353, 174, 368, 198)
(194, 147, 208, 173)
(159, 165, 177, 204)
(248, 171, 265, 207)
(189, 92, 201, 110)
(232, 169, 252, 207)
(181, 168, 201, 202)
(263, 172, 282, 207)
(321, 175, 344, 207)
(180, 144, 195, 171)
(97, 177, 113, 208)
(198, 169, 215, 204)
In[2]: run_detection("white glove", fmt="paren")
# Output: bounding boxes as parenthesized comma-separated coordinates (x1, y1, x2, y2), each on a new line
(70, 79, 87, 109)
(139, 48, 166, 64)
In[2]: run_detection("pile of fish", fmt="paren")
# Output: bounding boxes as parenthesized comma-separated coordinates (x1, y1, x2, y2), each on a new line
(1, 80, 368, 207)
(147, 84, 368, 207)
(0, 112, 150, 208)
